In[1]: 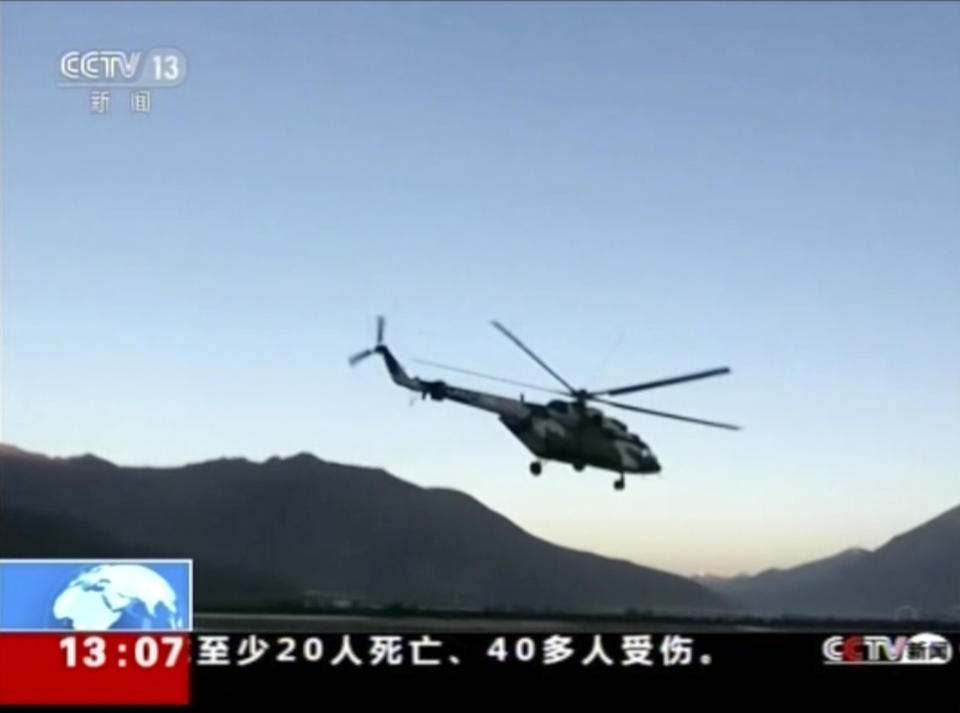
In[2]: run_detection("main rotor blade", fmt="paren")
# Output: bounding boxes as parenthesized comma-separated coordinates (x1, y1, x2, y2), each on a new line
(413, 359, 568, 396)
(348, 349, 375, 367)
(592, 397, 741, 430)
(590, 367, 731, 398)
(490, 320, 576, 394)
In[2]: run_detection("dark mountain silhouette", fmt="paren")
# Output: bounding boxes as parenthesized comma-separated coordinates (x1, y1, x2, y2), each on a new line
(0, 444, 725, 614)
(696, 506, 960, 618)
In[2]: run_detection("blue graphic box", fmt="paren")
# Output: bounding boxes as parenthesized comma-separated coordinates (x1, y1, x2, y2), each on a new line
(0, 559, 192, 631)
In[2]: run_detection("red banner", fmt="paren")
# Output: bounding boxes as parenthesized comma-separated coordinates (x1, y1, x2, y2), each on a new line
(0, 632, 190, 705)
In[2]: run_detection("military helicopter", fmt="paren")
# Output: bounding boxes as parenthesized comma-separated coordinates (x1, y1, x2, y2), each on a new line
(349, 316, 739, 491)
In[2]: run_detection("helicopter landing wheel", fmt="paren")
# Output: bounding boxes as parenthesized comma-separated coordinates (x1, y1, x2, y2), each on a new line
(614, 474, 625, 491)
(573, 462, 585, 472)
(530, 461, 542, 476)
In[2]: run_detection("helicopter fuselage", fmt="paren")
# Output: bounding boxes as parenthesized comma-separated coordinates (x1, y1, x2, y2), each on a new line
(500, 403, 661, 475)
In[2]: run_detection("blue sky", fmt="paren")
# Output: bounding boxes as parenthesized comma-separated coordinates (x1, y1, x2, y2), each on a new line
(2, 2, 958, 577)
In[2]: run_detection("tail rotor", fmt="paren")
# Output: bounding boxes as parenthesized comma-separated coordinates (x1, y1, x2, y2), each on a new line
(348, 315, 386, 367)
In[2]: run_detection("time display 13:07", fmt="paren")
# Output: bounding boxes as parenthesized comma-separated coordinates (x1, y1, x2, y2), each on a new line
(60, 635, 185, 668)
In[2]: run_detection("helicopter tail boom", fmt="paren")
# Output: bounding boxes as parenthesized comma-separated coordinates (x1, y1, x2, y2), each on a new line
(348, 316, 420, 391)
(377, 345, 418, 390)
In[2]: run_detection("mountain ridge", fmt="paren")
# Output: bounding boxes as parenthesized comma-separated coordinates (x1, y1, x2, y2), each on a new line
(0, 444, 726, 614)
(6, 443, 955, 618)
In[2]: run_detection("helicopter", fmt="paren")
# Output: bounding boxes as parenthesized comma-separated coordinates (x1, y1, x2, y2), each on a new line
(349, 316, 740, 491)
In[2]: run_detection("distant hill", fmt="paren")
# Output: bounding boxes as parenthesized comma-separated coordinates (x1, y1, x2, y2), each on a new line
(0, 444, 725, 614)
(696, 506, 960, 618)
(694, 548, 870, 610)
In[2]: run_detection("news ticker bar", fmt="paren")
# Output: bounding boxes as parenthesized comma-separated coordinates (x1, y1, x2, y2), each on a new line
(1, 631, 958, 706)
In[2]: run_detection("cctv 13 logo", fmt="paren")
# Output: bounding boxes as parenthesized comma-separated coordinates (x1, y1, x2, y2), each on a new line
(59, 49, 186, 88)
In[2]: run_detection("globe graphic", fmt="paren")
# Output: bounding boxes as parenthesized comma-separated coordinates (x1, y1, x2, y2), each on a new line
(49, 564, 185, 630)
